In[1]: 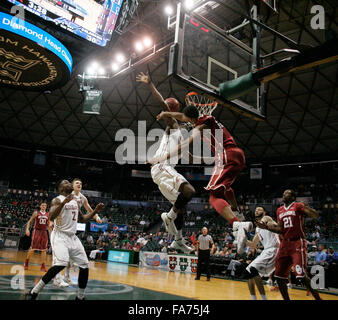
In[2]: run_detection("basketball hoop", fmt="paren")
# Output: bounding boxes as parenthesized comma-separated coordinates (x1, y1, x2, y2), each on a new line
(185, 92, 218, 116)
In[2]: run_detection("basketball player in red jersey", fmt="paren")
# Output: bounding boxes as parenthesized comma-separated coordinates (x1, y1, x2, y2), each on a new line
(24, 202, 49, 272)
(153, 105, 253, 254)
(256, 189, 321, 300)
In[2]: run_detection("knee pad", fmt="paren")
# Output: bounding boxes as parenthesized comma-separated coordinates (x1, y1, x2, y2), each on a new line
(174, 212, 184, 230)
(245, 266, 259, 279)
(174, 193, 190, 210)
(78, 267, 89, 289)
(42, 265, 65, 284)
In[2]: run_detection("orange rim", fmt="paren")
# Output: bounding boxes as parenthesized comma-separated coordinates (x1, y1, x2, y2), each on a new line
(185, 92, 217, 108)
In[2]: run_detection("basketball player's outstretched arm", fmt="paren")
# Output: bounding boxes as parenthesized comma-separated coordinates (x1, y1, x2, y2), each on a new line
(136, 72, 178, 129)
(25, 211, 37, 236)
(256, 216, 283, 234)
(302, 203, 319, 219)
(83, 196, 102, 223)
(49, 194, 74, 221)
(148, 125, 207, 164)
(78, 203, 105, 223)
(247, 233, 260, 250)
(157, 111, 191, 123)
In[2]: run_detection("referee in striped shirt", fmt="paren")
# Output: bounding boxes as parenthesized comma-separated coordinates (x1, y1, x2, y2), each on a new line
(195, 227, 215, 281)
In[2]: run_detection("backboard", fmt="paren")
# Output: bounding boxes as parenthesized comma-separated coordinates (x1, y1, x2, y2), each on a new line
(168, 3, 266, 121)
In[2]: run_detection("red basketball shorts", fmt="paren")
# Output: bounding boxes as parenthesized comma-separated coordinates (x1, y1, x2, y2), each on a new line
(274, 238, 308, 279)
(31, 229, 48, 250)
(205, 146, 245, 191)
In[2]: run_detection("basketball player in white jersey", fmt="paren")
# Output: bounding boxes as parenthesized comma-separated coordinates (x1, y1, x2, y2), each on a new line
(136, 72, 195, 254)
(25, 179, 104, 300)
(245, 206, 280, 300)
(53, 178, 103, 287)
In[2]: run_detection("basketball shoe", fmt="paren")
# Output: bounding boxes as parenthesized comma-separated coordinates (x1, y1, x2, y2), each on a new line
(161, 212, 178, 235)
(64, 276, 76, 286)
(24, 290, 38, 300)
(54, 276, 70, 288)
(233, 221, 253, 254)
(170, 239, 193, 254)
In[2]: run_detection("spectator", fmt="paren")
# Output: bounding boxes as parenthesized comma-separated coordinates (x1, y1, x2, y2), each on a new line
(308, 246, 317, 265)
(89, 241, 104, 260)
(315, 244, 327, 264)
(325, 246, 338, 264)
(87, 234, 94, 244)
(161, 242, 168, 253)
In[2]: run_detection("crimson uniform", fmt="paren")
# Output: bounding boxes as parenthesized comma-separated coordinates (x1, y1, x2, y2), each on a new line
(274, 202, 308, 279)
(196, 115, 245, 191)
(31, 211, 49, 251)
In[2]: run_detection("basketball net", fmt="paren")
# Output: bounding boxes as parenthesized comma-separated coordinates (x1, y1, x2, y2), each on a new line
(185, 92, 218, 117)
(184, 92, 218, 129)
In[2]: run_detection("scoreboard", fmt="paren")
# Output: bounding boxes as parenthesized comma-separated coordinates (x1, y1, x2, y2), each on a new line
(5, 0, 124, 46)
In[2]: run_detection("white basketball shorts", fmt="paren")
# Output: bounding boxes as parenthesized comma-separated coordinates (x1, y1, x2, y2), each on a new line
(51, 230, 89, 269)
(246, 246, 279, 277)
(151, 164, 188, 204)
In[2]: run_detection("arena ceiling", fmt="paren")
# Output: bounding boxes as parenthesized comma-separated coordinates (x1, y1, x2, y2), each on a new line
(0, 0, 337, 164)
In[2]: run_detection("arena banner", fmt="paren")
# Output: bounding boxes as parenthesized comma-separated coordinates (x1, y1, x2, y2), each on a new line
(168, 254, 198, 274)
(82, 90, 103, 115)
(139, 252, 168, 270)
(90, 222, 108, 232)
(82, 189, 102, 198)
(112, 224, 128, 233)
(250, 167, 262, 179)
(0, 11, 73, 90)
(107, 250, 130, 264)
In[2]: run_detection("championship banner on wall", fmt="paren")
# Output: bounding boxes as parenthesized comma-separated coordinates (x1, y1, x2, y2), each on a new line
(139, 252, 168, 270)
(83, 90, 103, 115)
(168, 254, 198, 274)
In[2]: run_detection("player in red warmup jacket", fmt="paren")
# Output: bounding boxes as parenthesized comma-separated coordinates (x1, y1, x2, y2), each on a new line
(256, 189, 321, 300)
(24, 202, 49, 272)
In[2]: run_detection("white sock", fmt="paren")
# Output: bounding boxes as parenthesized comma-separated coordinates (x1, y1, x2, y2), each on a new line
(261, 294, 267, 300)
(250, 295, 257, 300)
(77, 288, 85, 299)
(167, 208, 177, 220)
(32, 279, 46, 294)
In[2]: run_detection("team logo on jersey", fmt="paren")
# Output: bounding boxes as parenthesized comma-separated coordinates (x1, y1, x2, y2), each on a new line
(169, 256, 177, 271)
(179, 257, 188, 272)
(190, 259, 198, 273)
(295, 264, 303, 275)
(279, 211, 296, 219)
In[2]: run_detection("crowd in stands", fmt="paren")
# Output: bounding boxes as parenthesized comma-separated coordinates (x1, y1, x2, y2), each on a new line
(1, 181, 337, 287)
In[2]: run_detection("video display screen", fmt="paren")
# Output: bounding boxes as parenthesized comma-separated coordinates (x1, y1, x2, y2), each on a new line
(6, 0, 124, 46)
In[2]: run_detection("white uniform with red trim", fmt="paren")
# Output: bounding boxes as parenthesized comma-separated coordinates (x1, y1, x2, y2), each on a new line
(151, 129, 188, 204)
(246, 226, 280, 277)
(50, 195, 88, 268)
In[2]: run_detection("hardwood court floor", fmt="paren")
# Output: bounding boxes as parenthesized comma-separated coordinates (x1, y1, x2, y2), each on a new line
(0, 249, 337, 300)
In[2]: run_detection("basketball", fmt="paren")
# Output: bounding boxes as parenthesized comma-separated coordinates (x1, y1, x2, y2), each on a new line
(165, 97, 180, 112)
